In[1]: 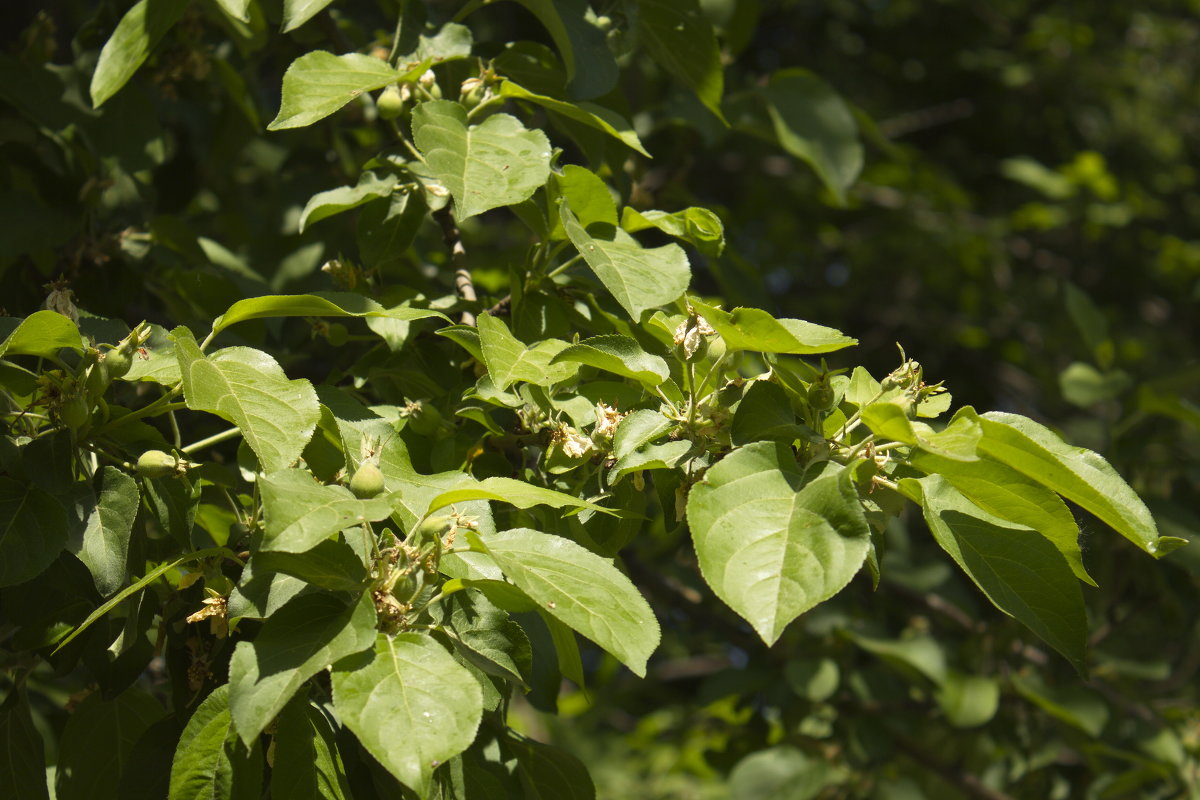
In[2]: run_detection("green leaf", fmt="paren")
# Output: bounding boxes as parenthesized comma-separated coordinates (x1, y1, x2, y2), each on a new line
(548, 165, 618, 238)
(123, 323, 179, 384)
(686, 443, 871, 644)
(259, 469, 394, 553)
(498, 81, 650, 156)
(1059, 361, 1131, 407)
(910, 449, 1094, 586)
(508, 736, 596, 800)
(477, 313, 578, 390)
(935, 671, 1000, 729)
(728, 745, 834, 800)
(690, 298, 856, 355)
(411, 100, 552, 220)
(470, 528, 661, 676)
(732, 380, 810, 445)
(271, 697, 353, 800)
(0, 477, 68, 588)
(173, 327, 320, 473)
(268, 52, 409, 130)
(90, 0, 188, 108)
(510, 0, 617, 99)
(612, 410, 674, 459)
(761, 69, 862, 204)
(609, 440, 692, 482)
(212, 0, 252, 23)
(637, 0, 726, 122)
(358, 189, 427, 271)
(332, 633, 483, 795)
(169, 685, 262, 800)
(966, 408, 1174, 556)
(299, 171, 399, 232)
(846, 631, 947, 684)
(0, 692, 49, 800)
(0, 310, 83, 359)
(282, 0, 336, 32)
(1010, 673, 1109, 737)
(620, 207, 725, 258)
(251, 539, 368, 592)
(550, 335, 670, 385)
(860, 402, 981, 461)
(443, 590, 533, 686)
(211, 292, 448, 334)
(903, 475, 1088, 673)
(56, 687, 164, 800)
(72, 466, 140, 596)
(409, 22, 474, 62)
(561, 202, 691, 320)
(426, 476, 608, 516)
(229, 591, 376, 743)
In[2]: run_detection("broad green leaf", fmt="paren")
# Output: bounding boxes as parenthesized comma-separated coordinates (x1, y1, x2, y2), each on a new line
(73, 467, 140, 596)
(762, 69, 862, 204)
(211, 292, 448, 333)
(860, 402, 981, 461)
(477, 313, 578, 390)
(0, 310, 83, 359)
(732, 380, 810, 445)
(621, 207, 726, 258)
(612, 410, 674, 459)
(122, 323, 179, 384)
(0, 478, 68, 587)
(609, 440, 692, 482)
(426, 476, 607, 516)
(550, 335, 670, 385)
(0, 692, 48, 800)
(935, 671, 1000, 729)
(282, 0, 335, 32)
(561, 202, 691, 320)
(498, 81, 650, 156)
(56, 687, 164, 800)
(443, 590, 533, 686)
(966, 408, 1177, 556)
(508, 736, 596, 800)
(638, 0, 725, 122)
(510, 0, 617, 99)
(728, 745, 834, 800)
(1059, 361, 1131, 407)
(169, 685, 262, 800)
(411, 100, 551, 220)
(409, 22, 475, 62)
(229, 591, 376, 743)
(903, 475, 1088, 673)
(358, 189, 427, 270)
(784, 659, 839, 702)
(470, 528, 661, 676)
(686, 443, 871, 645)
(299, 171, 399, 232)
(90, 0, 188, 108)
(173, 327, 320, 473)
(845, 631, 947, 684)
(259, 469, 394, 553)
(271, 697, 353, 800)
(548, 165, 618, 238)
(910, 449, 1094, 586)
(212, 0, 252, 23)
(690, 298, 856, 355)
(268, 52, 410, 130)
(1010, 673, 1109, 737)
(251, 539, 368, 592)
(332, 633, 483, 795)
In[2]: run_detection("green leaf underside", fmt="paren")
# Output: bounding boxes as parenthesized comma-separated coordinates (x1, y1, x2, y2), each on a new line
(174, 327, 320, 473)
(90, 0, 188, 108)
(637, 0, 726, 122)
(690, 298, 856, 355)
(230, 591, 376, 743)
(910, 449, 1094, 586)
(412, 100, 551, 220)
(282, 0, 335, 32)
(508, 736, 597, 800)
(561, 202, 691, 321)
(0, 478, 69, 588)
(475, 528, 660, 676)
(860, 401, 981, 461)
(620, 207, 725, 258)
(268, 52, 415, 130)
(762, 68, 863, 204)
(0, 310, 83, 359)
(612, 410, 674, 459)
(251, 539, 368, 592)
(298, 172, 398, 232)
(906, 475, 1088, 673)
(550, 335, 670, 385)
(74, 467, 140, 595)
(426, 476, 608, 516)
(477, 313, 578, 390)
(332, 633, 483, 794)
(259, 469, 394, 553)
(967, 409, 1166, 555)
(271, 697, 352, 800)
(686, 442, 871, 644)
(169, 685, 262, 800)
(212, 292, 448, 333)
(498, 81, 650, 156)
(212, 0, 251, 23)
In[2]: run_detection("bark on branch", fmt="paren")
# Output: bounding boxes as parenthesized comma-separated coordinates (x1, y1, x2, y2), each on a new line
(434, 206, 477, 326)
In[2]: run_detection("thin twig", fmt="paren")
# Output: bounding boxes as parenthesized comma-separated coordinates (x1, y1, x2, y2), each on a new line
(434, 207, 477, 326)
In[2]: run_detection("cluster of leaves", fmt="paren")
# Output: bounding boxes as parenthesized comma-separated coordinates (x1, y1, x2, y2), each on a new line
(1, 1, 1196, 798)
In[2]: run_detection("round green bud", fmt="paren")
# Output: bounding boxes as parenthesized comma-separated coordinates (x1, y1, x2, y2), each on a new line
(136, 449, 179, 479)
(807, 379, 836, 413)
(377, 84, 405, 120)
(350, 462, 386, 499)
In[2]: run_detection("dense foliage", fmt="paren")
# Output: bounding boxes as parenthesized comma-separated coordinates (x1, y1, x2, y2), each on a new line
(2, 1, 1198, 798)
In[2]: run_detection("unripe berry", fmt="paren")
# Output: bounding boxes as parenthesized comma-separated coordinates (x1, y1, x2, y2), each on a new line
(377, 84, 405, 119)
(136, 449, 179, 479)
(349, 462, 386, 499)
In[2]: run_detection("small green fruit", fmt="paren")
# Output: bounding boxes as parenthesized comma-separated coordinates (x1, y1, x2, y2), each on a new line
(104, 345, 134, 380)
(350, 462, 386, 499)
(60, 394, 91, 432)
(137, 449, 179, 479)
(377, 84, 405, 119)
(807, 378, 836, 412)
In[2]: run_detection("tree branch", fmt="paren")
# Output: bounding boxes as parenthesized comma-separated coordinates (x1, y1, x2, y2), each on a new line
(434, 206, 477, 326)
